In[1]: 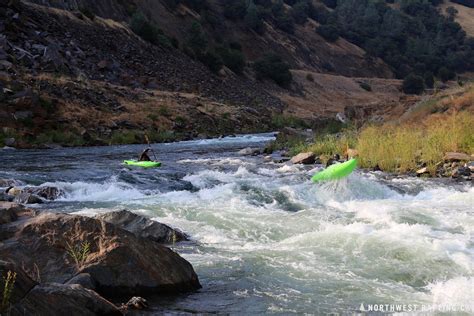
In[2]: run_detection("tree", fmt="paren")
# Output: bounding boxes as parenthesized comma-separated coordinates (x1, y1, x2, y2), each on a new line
(216, 46, 246, 74)
(424, 71, 435, 88)
(316, 24, 340, 42)
(186, 22, 208, 56)
(253, 54, 292, 87)
(402, 73, 425, 94)
(438, 67, 455, 82)
(130, 12, 159, 44)
(245, 1, 264, 33)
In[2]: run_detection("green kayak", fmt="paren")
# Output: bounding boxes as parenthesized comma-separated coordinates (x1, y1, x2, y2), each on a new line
(123, 160, 162, 168)
(311, 159, 357, 182)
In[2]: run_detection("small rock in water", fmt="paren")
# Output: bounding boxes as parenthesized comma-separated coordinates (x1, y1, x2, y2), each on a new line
(23, 186, 64, 200)
(6, 186, 23, 196)
(239, 147, 261, 156)
(290, 152, 315, 164)
(124, 296, 149, 310)
(0, 179, 25, 187)
(14, 193, 43, 204)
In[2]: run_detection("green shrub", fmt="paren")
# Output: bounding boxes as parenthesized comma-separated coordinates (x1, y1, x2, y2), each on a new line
(130, 12, 160, 44)
(306, 73, 314, 82)
(438, 67, 455, 82)
(316, 24, 339, 42)
(199, 51, 223, 73)
(79, 7, 95, 20)
(1, 270, 16, 314)
(216, 46, 246, 74)
(359, 82, 372, 92)
(402, 73, 425, 94)
(253, 54, 292, 87)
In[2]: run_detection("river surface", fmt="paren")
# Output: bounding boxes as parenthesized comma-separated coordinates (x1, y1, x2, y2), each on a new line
(1, 133, 473, 315)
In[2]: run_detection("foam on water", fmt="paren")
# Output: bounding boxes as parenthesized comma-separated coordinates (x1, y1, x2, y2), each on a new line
(9, 138, 472, 313)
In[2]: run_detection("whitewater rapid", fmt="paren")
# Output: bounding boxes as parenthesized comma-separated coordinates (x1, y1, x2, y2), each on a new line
(1, 133, 472, 314)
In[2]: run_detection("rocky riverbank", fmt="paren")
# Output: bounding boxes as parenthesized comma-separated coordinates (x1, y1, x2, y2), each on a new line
(267, 127, 474, 181)
(0, 186, 201, 315)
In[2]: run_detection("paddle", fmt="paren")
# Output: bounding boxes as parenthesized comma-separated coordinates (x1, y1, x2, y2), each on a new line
(144, 135, 158, 161)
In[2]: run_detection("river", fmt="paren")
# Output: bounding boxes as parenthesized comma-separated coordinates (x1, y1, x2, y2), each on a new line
(1, 133, 473, 314)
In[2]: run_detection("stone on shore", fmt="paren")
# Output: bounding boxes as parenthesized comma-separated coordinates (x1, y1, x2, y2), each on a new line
(96, 210, 188, 244)
(291, 152, 316, 164)
(416, 167, 429, 175)
(443, 152, 471, 162)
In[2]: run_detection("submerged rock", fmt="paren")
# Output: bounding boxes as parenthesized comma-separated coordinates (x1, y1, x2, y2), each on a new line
(291, 152, 315, 165)
(96, 210, 188, 244)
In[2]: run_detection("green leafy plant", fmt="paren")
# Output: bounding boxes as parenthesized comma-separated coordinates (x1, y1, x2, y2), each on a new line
(1, 270, 16, 314)
(66, 241, 91, 271)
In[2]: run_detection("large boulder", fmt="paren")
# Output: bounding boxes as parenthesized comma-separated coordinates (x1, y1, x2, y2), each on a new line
(96, 210, 188, 244)
(0, 202, 23, 224)
(23, 186, 64, 200)
(0, 213, 201, 297)
(11, 283, 122, 316)
(13, 192, 43, 204)
(291, 152, 316, 164)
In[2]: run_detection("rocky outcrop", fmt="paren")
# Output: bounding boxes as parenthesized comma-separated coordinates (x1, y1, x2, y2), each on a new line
(291, 152, 316, 164)
(23, 186, 64, 200)
(0, 203, 201, 314)
(1, 212, 201, 296)
(96, 210, 188, 244)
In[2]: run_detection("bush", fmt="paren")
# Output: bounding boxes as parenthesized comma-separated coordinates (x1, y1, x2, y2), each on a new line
(186, 21, 208, 56)
(245, 1, 265, 33)
(306, 73, 314, 82)
(438, 67, 455, 82)
(253, 54, 292, 87)
(424, 71, 435, 89)
(216, 46, 246, 74)
(316, 24, 339, 42)
(359, 82, 372, 91)
(402, 73, 425, 94)
(274, 12, 295, 33)
(79, 7, 95, 20)
(223, 0, 247, 19)
(199, 51, 223, 73)
(292, 0, 309, 24)
(130, 12, 163, 45)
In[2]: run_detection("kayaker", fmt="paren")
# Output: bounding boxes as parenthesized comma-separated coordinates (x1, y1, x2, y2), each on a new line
(138, 148, 152, 161)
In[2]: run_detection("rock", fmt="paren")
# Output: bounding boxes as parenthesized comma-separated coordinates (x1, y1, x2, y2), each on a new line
(66, 273, 97, 291)
(124, 296, 149, 310)
(291, 152, 316, 165)
(0, 179, 24, 187)
(6, 187, 22, 196)
(96, 210, 188, 244)
(14, 193, 43, 204)
(416, 167, 429, 175)
(0, 213, 201, 297)
(11, 283, 122, 316)
(4, 137, 16, 147)
(97, 60, 108, 70)
(238, 147, 261, 156)
(443, 152, 471, 162)
(452, 166, 471, 178)
(23, 186, 64, 200)
(467, 162, 474, 173)
(0, 204, 18, 224)
(345, 148, 359, 159)
(0, 260, 38, 305)
(0, 192, 14, 202)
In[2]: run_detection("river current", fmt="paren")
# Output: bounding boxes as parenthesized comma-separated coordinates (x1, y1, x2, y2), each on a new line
(1, 133, 473, 314)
